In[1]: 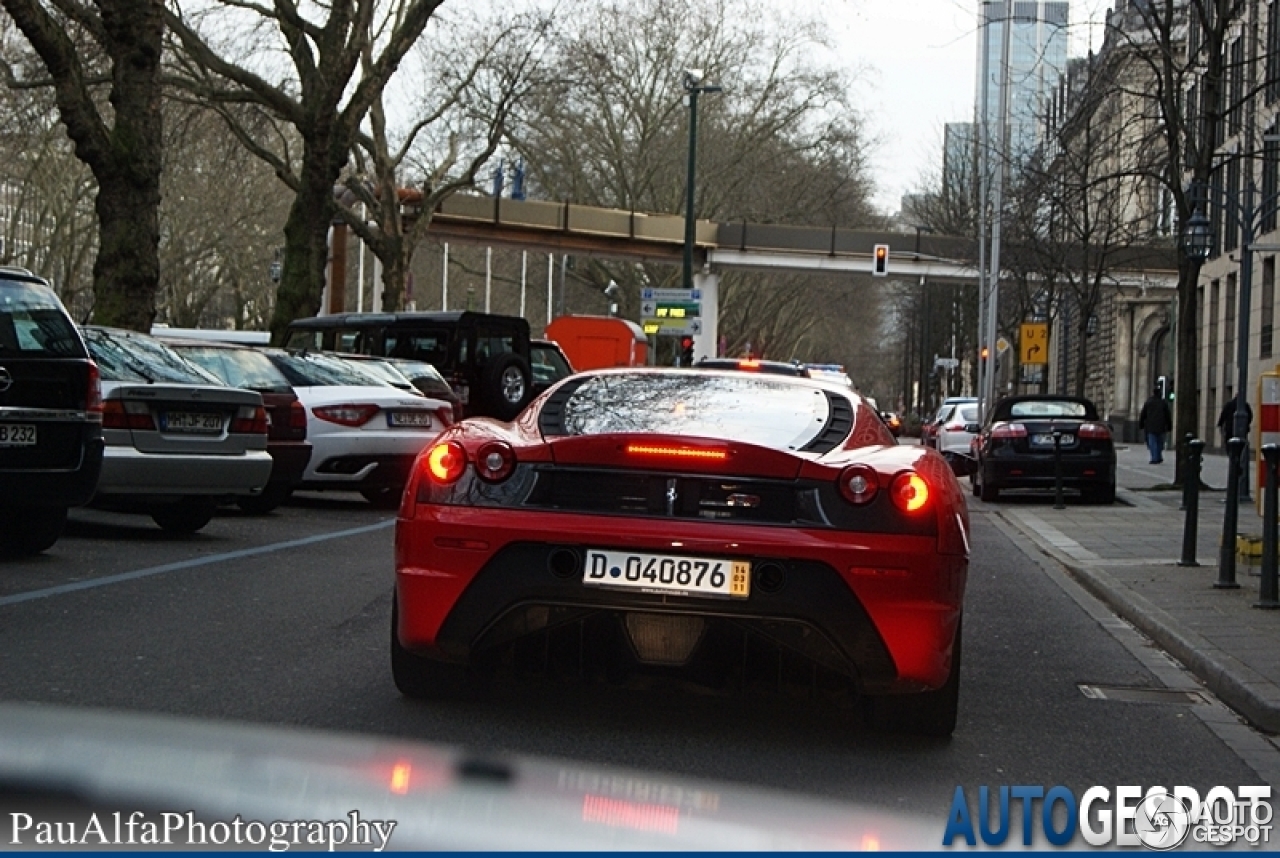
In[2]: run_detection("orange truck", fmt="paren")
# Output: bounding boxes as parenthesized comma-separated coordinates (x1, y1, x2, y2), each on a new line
(544, 315, 649, 371)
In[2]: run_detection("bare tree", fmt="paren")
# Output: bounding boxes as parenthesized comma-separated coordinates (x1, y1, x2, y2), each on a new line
(0, 0, 163, 330)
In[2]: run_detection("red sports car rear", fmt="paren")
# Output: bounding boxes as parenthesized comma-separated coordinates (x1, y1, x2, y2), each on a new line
(393, 369, 969, 735)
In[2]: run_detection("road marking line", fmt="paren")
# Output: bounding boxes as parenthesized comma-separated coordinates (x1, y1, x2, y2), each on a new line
(0, 519, 395, 608)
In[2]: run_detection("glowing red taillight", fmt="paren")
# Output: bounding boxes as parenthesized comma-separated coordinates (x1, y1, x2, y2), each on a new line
(475, 441, 516, 482)
(991, 422, 1028, 440)
(313, 403, 379, 427)
(624, 444, 728, 461)
(890, 471, 930, 513)
(425, 440, 466, 484)
(230, 405, 268, 434)
(101, 400, 155, 431)
(85, 362, 102, 416)
(1078, 422, 1111, 440)
(837, 464, 880, 505)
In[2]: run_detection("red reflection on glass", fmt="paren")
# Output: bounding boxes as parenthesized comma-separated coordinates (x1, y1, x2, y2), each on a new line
(581, 794, 680, 835)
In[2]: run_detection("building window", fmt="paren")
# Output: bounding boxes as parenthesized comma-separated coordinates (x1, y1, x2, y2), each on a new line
(1264, 127, 1280, 234)
(1209, 279, 1221, 389)
(1211, 170, 1224, 257)
(1229, 37, 1244, 135)
(1225, 274, 1237, 387)
(1225, 158, 1240, 253)
(1270, 1, 1280, 105)
(1264, 258, 1276, 359)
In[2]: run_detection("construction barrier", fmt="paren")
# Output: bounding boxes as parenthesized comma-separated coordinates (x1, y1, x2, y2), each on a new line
(1258, 368, 1280, 513)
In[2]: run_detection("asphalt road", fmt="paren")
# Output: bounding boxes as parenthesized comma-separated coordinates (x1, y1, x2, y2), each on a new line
(0, 492, 1265, 824)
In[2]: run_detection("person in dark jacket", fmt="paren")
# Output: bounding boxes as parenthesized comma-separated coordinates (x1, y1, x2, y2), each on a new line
(1138, 387, 1173, 464)
(1217, 395, 1253, 446)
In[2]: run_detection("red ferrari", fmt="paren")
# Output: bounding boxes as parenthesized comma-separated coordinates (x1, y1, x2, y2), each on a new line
(393, 369, 970, 736)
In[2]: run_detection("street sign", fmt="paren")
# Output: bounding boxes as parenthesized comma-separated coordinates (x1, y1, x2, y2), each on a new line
(1019, 323, 1049, 365)
(641, 288, 702, 337)
(996, 337, 1010, 354)
(934, 356, 960, 370)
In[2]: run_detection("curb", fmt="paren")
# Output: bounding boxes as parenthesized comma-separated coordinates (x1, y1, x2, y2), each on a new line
(998, 511, 1280, 735)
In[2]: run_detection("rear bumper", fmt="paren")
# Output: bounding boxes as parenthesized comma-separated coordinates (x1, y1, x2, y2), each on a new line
(267, 441, 312, 487)
(395, 506, 966, 693)
(0, 436, 104, 508)
(303, 453, 417, 490)
(983, 456, 1114, 488)
(97, 446, 273, 496)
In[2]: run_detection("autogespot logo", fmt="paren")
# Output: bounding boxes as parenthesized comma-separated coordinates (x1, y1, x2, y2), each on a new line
(943, 785, 1272, 849)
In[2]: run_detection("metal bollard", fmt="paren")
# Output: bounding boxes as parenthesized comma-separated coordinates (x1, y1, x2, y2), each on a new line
(1178, 438, 1205, 567)
(1257, 444, 1280, 610)
(1052, 430, 1065, 510)
(1179, 432, 1194, 511)
(1217, 436, 1247, 589)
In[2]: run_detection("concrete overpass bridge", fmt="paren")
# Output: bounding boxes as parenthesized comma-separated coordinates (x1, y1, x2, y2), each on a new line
(326, 192, 1179, 359)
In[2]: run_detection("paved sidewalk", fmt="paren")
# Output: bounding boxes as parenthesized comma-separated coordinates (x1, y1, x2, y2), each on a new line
(990, 443, 1280, 735)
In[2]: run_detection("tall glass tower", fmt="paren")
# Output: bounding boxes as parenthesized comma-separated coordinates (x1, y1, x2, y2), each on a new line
(976, 1, 1070, 166)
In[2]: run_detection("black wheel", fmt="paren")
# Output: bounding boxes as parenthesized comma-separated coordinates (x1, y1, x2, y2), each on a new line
(151, 497, 217, 534)
(391, 595, 470, 699)
(970, 472, 981, 497)
(866, 618, 962, 738)
(1085, 483, 1116, 505)
(0, 507, 67, 556)
(236, 483, 292, 515)
(978, 469, 999, 502)
(361, 486, 403, 509)
(480, 353, 532, 420)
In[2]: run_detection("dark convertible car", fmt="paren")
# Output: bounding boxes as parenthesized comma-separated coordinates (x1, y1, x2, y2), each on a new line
(970, 394, 1116, 504)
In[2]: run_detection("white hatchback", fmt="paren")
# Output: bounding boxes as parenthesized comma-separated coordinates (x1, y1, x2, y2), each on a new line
(262, 350, 453, 506)
(935, 402, 981, 457)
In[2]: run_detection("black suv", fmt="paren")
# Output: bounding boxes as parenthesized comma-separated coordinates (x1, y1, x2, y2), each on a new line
(285, 312, 534, 419)
(0, 270, 104, 554)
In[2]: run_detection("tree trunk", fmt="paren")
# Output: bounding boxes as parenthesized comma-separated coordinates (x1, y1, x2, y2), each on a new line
(90, 164, 161, 330)
(1075, 321, 1090, 397)
(269, 142, 343, 343)
(1174, 254, 1201, 486)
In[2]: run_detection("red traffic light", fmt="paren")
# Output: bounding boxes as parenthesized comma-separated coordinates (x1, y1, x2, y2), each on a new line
(681, 336, 694, 349)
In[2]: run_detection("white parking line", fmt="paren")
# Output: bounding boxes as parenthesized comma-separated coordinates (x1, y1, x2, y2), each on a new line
(0, 519, 395, 608)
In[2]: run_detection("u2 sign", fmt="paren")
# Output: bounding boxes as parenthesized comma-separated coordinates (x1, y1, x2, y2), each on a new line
(1020, 322, 1049, 365)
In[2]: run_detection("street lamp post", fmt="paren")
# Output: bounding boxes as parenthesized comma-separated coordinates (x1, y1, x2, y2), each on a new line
(682, 70, 722, 290)
(1181, 180, 1279, 590)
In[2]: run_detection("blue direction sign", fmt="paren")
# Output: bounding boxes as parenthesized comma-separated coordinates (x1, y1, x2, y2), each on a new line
(640, 288, 703, 336)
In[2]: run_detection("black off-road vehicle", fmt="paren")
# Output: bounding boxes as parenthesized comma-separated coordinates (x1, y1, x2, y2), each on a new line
(285, 312, 535, 420)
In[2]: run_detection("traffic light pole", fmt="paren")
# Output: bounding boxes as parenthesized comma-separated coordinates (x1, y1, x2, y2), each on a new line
(981, 0, 1013, 416)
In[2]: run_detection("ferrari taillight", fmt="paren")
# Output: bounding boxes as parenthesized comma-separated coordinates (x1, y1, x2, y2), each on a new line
(1078, 422, 1111, 440)
(475, 441, 516, 482)
(314, 403, 380, 427)
(425, 440, 467, 484)
(625, 443, 728, 462)
(890, 471, 930, 513)
(837, 464, 879, 505)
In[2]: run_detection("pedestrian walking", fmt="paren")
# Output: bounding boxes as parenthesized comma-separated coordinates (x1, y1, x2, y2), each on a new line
(1217, 395, 1254, 446)
(1138, 386, 1172, 464)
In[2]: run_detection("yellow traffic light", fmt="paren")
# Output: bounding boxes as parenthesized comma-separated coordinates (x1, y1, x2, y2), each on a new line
(873, 244, 889, 277)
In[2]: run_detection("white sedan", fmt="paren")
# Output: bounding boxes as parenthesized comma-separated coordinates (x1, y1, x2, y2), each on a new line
(261, 350, 453, 506)
(935, 402, 981, 458)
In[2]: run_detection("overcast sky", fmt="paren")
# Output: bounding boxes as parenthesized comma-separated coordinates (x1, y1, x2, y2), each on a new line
(832, 0, 1112, 214)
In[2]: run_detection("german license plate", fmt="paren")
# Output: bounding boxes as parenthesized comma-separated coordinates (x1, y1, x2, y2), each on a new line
(161, 411, 223, 434)
(1031, 433, 1073, 446)
(0, 423, 36, 447)
(583, 549, 750, 599)
(387, 410, 433, 428)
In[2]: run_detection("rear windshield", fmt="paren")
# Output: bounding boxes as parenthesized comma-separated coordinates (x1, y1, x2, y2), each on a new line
(175, 346, 292, 393)
(267, 351, 393, 388)
(959, 405, 978, 422)
(559, 372, 833, 451)
(0, 280, 82, 357)
(337, 357, 416, 390)
(1007, 400, 1089, 419)
(389, 360, 454, 397)
(84, 329, 223, 385)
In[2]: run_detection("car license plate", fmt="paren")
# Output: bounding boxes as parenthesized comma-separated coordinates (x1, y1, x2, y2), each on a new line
(161, 411, 223, 434)
(583, 549, 750, 599)
(0, 423, 36, 447)
(1031, 433, 1073, 446)
(387, 410, 433, 428)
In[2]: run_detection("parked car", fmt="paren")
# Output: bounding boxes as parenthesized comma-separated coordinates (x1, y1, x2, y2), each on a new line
(934, 403, 980, 470)
(393, 368, 969, 736)
(969, 394, 1116, 504)
(284, 311, 533, 420)
(81, 327, 273, 533)
(162, 339, 312, 514)
(922, 397, 977, 448)
(0, 270, 104, 555)
(804, 363, 854, 388)
(530, 339, 575, 394)
(379, 358, 465, 422)
(259, 349, 453, 507)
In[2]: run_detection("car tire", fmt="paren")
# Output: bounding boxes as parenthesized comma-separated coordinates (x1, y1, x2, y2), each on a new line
(979, 474, 999, 502)
(970, 473, 981, 497)
(361, 486, 403, 509)
(0, 507, 67, 556)
(482, 353, 532, 421)
(236, 483, 292, 516)
(1085, 483, 1116, 505)
(391, 595, 470, 699)
(866, 618, 962, 738)
(151, 497, 217, 534)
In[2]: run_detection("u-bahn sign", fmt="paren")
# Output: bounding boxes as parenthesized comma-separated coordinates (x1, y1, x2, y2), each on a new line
(641, 288, 703, 336)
